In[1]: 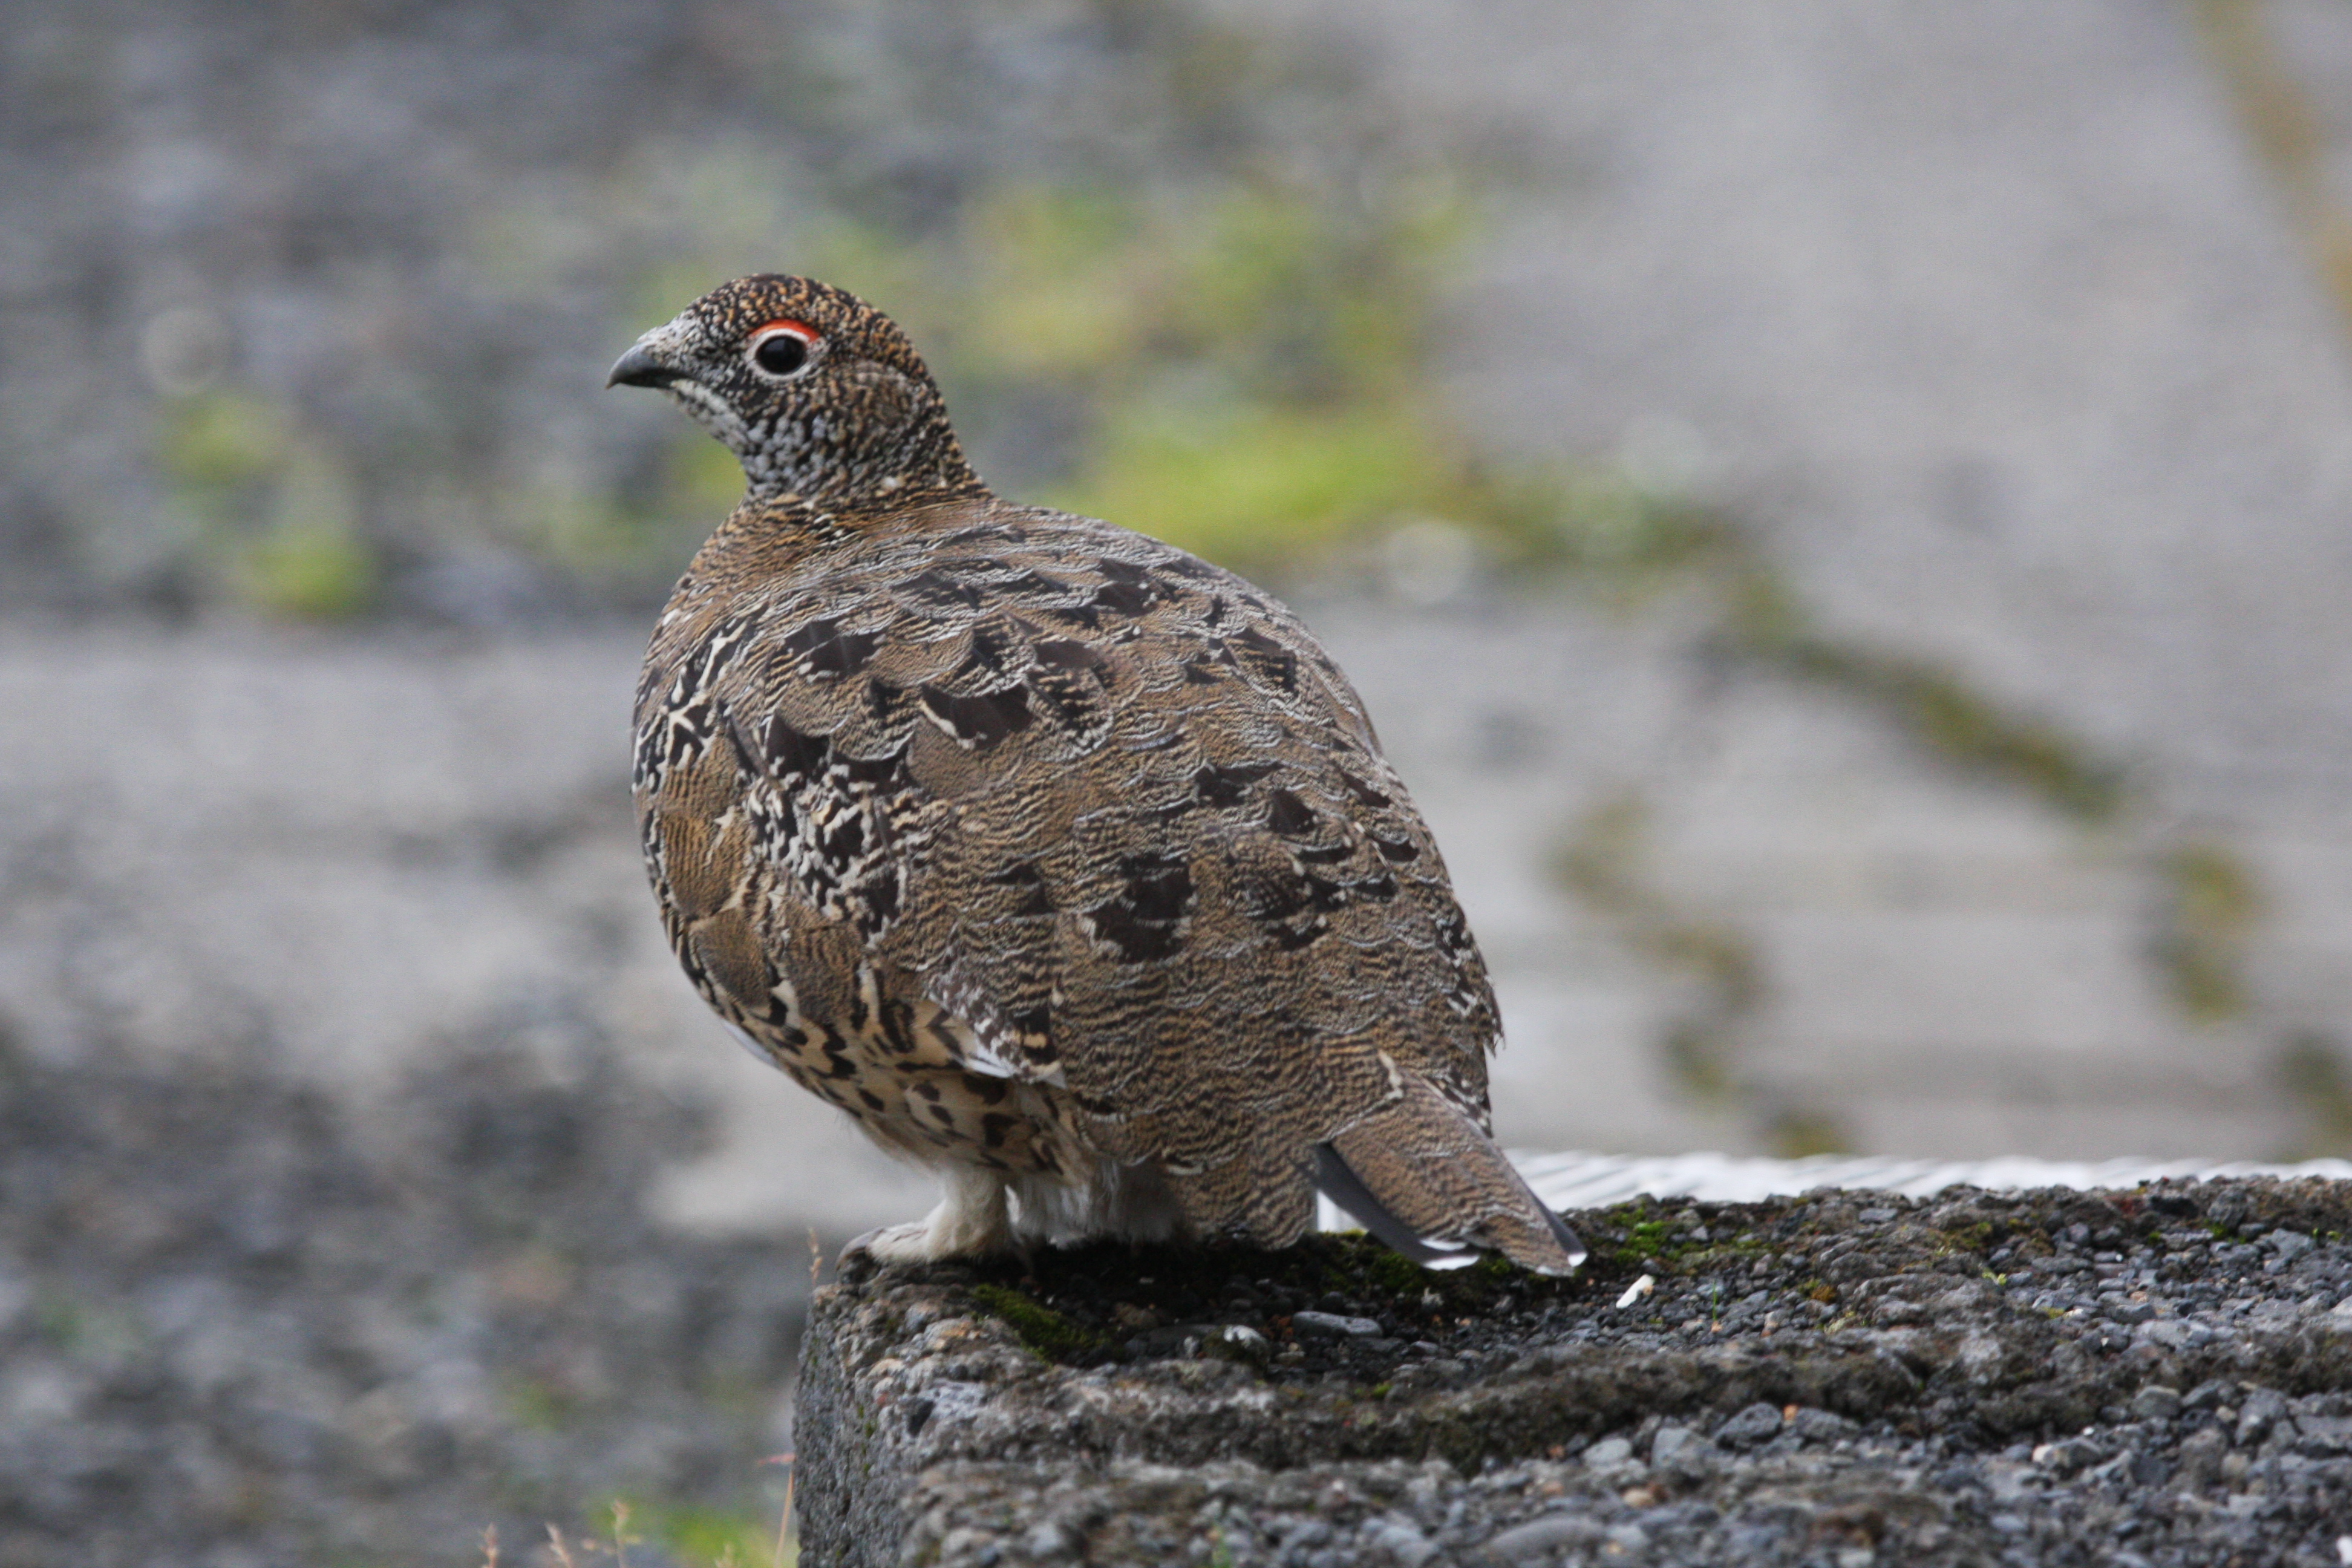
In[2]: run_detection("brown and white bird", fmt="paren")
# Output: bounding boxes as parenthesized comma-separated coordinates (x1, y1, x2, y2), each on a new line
(609, 276, 1583, 1275)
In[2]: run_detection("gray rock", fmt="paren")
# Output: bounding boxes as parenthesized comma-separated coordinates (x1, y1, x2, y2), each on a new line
(1480, 1514, 1602, 1560)
(2033, 1437, 2105, 1477)
(1581, 1436, 1635, 1469)
(1021, 1520, 1076, 1559)
(2292, 1415, 2352, 1454)
(1789, 1407, 1858, 1444)
(2269, 1230, 2316, 1264)
(1649, 1424, 1708, 1466)
(2238, 1387, 2291, 1447)
(1292, 1310, 1383, 1339)
(1715, 1401, 1786, 1450)
(2129, 1385, 2184, 1423)
(2174, 1428, 2227, 1490)
(1361, 1514, 1439, 1566)
(2183, 1379, 2238, 1411)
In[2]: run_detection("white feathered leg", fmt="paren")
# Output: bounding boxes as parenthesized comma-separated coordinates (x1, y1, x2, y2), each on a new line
(842, 1163, 1014, 1265)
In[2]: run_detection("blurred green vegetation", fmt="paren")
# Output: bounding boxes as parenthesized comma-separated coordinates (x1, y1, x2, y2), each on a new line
(156, 389, 377, 619)
(1765, 1111, 1857, 1161)
(575, 1495, 786, 1568)
(1721, 567, 2125, 822)
(794, 181, 1732, 586)
(2152, 841, 2265, 1021)
(148, 145, 1748, 620)
(570, 175, 1720, 593)
(2280, 1033, 2352, 1158)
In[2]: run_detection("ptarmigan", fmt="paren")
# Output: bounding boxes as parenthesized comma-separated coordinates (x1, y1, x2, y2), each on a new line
(609, 275, 1584, 1275)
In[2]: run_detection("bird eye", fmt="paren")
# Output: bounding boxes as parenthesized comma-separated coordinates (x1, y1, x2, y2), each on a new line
(748, 321, 818, 379)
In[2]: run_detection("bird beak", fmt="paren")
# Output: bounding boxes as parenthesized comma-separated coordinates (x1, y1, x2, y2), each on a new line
(606, 316, 692, 389)
(606, 343, 673, 389)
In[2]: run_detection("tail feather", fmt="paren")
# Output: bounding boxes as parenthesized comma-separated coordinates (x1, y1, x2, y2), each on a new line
(1312, 1143, 1478, 1269)
(1315, 1071, 1586, 1275)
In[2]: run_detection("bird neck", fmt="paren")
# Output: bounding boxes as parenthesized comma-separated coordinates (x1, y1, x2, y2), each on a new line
(736, 399, 990, 520)
(719, 454, 994, 564)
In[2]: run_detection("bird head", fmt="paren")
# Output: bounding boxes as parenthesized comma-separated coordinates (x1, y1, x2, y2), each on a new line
(607, 275, 983, 513)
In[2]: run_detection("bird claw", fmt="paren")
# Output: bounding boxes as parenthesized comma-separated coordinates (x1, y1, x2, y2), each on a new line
(837, 1226, 887, 1280)
(837, 1218, 953, 1273)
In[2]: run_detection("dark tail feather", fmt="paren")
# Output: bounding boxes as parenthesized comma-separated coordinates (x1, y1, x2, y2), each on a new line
(1313, 1143, 1477, 1267)
(1313, 1071, 1585, 1275)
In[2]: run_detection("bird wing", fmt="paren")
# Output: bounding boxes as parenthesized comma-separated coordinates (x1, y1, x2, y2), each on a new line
(641, 498, 1513, 1240)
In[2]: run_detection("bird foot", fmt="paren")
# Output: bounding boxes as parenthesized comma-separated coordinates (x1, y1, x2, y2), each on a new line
(838, 1220, 952, 1269)
(838, 1172, 1018, 1274)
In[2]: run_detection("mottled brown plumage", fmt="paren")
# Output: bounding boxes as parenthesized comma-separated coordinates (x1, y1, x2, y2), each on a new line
(612, 275, 1583, 1273)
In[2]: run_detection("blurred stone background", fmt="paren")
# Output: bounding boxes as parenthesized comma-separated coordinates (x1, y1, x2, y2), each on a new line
(7, 0, 2352, 1561)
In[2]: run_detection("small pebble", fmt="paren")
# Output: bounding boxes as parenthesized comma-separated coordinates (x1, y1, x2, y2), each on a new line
(1480, 1515, 1601, 1560)
(1581, 1436, 1635, 1469)
(1716, 1401, 1785, 1449)
(1650, 1425, 1705, 1466)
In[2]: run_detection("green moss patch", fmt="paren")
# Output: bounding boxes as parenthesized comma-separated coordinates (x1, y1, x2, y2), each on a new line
(968, 1282, 1109, 1362)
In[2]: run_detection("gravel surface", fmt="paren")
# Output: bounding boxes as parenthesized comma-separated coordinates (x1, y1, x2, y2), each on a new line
(0, 1025, 808, 1568)
(799, 1178, 2352, 1566)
